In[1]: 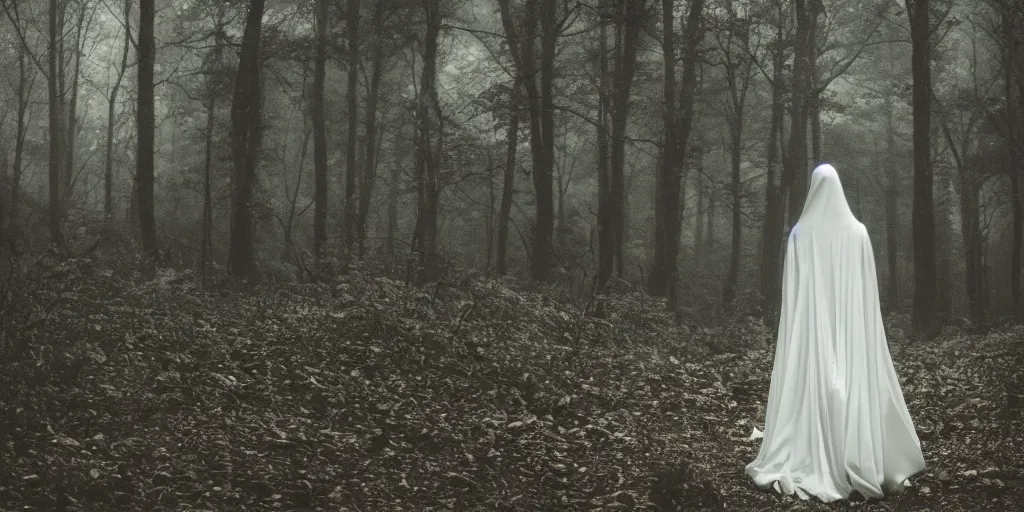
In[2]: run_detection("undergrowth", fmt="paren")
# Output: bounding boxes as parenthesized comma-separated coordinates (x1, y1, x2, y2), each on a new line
(0, 256, 1021, 511)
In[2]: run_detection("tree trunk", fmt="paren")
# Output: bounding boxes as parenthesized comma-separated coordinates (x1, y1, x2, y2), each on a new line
(694, 169, 705, 268)
(0, 127, 6, 230)
(11, 41, 30, 224)
(721, 3, 751, 309)
(884, 181, 901, 311)
(649, 0, 677, 296)
(907, 0, 939, 337)
(495, 85, 520, 276)
(137, 0, 157, 255)
(283, 124, 312, 264)
(228, 0, 267, 279)
(531, 0, 557, 282)
(706, 189, 715, 257)
(958, 169, 984, 326)
(201, 92, 216, 281)
(386, 160, 400, 261)
(809, 25, 821, 165)
(413, 0, 442, 273)
(596, 9, 611, 288)
(496, 0, 553, 281)
(495, 0, 533, 277)
(724, 127, 742, 307)
(655, 0, 704, 295)
(1005, 3, 1022, 318)
(47, 0, 65, 245)
(200, 12, 224, 284)
(1011, 142, 1022, 319)
(884, 101, 900, 312)
(312, 0, 329, 261)
(556, 153, 576, 247)
(57, 2, 66, 200)
(759, 10, 786, 321)
(358, 1, 385, 259)
(810, 93, 822, 164)
(342, 0, 360, 263)
(487, 153, 495, 271)
(65, 5, 86, 208)
(105, 0, 131, 220)
(599, 0, 643, 288)
(785, 0, 814, 224)
(617, 177, 627, 279)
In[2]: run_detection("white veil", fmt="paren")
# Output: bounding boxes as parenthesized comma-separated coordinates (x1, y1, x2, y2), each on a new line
(745, 163, 925, 502)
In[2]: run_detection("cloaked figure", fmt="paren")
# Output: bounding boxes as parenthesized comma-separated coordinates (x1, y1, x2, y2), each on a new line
(745, 164, 925, 502)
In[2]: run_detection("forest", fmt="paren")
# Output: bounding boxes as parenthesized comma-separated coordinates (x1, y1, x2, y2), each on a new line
(0, 0, 1023, 509)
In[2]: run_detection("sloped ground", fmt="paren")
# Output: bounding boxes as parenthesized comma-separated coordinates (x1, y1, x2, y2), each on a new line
(0, 264, 1022, 511)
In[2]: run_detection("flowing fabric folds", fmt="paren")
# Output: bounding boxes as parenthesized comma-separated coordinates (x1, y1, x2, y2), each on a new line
(745, 164, 925, 502)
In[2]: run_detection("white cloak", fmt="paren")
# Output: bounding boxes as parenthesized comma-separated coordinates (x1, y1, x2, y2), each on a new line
(745, 164, 925, 502)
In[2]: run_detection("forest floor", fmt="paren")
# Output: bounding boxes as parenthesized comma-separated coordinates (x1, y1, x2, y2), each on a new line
(1, 261, 1023, 511)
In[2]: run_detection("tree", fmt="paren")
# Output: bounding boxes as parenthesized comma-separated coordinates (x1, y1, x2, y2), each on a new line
(496, 0, 555, 281)
(105, 0, 131, 221)
(715, 0, 756, 309)
(343, 0, 360, 263)
(595, 1, 611, 287)
(228, 0, 267, 279)
(495, 81, 520, 276)
(357, 0, 388, 258)
(991, 0, 1024, 317)
(493, 0, 531, 276)
(784, 0, 819, 224)
(907, 0, 939, 337)
(412, 0, 442, 274)
(808, 0, 885, 163)
(599, 0, 646, 288)
(649, 0, 705, 297)
(883, 95, 902, 312)
(64, 1, 94, 209)
(532, 0, 558, 282)
(46, 0, 64, 244)
(648, 0, 676, 296)
(0, 119, 6, 231)
(137, 0, 157, 255)
(200, 6, 227, 284)
(758, 0, 789, 322)
(935, 18, 1004, 326)
(312, 0, 329, 263)
(9, 30, 33, 225)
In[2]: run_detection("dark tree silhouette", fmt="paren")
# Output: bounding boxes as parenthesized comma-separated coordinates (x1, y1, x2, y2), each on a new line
(412, 0, 442, 273)
(46, 0, 65, 244)
(312, 0, 329, 262)
(650, 0, 705, 297)
(137, 0, 157, 255)
(343, 0, 360, 263)
(759, 1, 788, 323)
(907, 0, 939, 337)
(105, 0, 131, 220)
(598, 0, 644, 289)
(228, 0, 267, 279)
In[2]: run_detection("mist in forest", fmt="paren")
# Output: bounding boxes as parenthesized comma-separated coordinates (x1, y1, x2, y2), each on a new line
(0, 0, 1021, 331)
(2, 0, 1024, 509)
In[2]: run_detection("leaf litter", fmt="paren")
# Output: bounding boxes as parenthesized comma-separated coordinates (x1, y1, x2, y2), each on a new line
(0, 272, 1021, 511)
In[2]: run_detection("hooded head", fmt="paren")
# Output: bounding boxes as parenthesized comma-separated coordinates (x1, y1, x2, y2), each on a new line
(795, 164, 857, 228)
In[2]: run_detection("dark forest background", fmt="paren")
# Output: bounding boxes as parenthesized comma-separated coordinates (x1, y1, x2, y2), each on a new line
(0, 0, 1021, 332)
(1, 1, 1024, 509)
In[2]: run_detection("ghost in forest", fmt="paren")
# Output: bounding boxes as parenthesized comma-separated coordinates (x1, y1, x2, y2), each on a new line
(745, 164, 925, 502)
